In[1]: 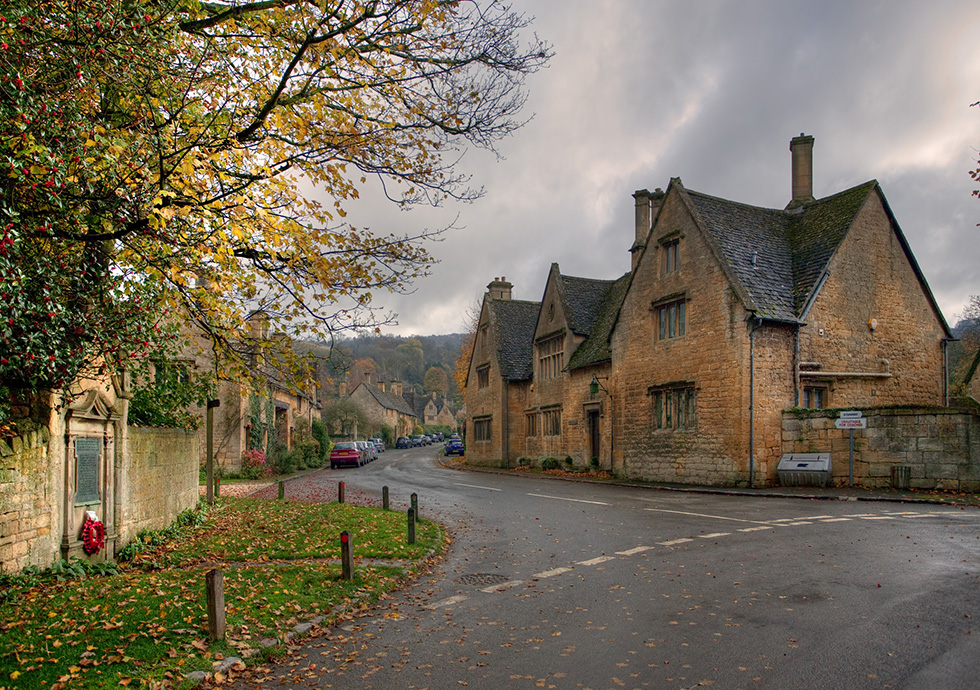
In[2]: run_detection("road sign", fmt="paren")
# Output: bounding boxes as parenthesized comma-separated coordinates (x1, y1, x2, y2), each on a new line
(835, 418, 867, 429)
(839, 410, 863, 419)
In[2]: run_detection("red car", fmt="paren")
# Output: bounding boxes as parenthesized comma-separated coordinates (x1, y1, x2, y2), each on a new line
(330, 442, 363, 469)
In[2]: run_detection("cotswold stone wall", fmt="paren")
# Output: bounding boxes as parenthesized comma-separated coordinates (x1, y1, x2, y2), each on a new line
(781, 406, 980, 490)
(0, 428, 58, 572)
(122, 427, 199, 545)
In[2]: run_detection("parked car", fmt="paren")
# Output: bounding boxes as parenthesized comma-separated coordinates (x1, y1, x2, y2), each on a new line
(395, 436, 410, 449)
(330, 442, 363, 469)
(444, 438, 465, 456)
(357, 440, 378, 462)
(370, 438, 385, 452)
(433, 432, 444, 442)
(412, 435, 424, 447)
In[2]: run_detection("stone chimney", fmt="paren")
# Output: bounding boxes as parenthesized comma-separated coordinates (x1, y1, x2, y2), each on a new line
(364, 370, 372, 386)
(338, 380, 347, 396)
(487, 276, 513, 300)
(787, 133, 815, 209)
(391, 380, 403, 396)
(378, 380, 386, 393)
(630, 188, 665, 271)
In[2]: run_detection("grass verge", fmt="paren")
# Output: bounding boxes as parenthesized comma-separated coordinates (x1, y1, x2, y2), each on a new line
(0, 497, 443, 689)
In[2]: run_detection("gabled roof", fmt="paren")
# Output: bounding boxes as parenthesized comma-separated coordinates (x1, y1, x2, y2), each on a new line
(351, 382, 416, 417)
(488, 298, 540, 381)
(567, 271, 631, 370)
(675, 178, 948, 334)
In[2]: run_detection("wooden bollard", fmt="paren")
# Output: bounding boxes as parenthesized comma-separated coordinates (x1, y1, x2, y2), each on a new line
(410, 492, 418, 518)
(338, 481, 345, 504)
(340, 530, 353, 580)
(382, 485, 389, 511)
(278, 480, 284, 500)
(407, 507, 416, 545)
(206, 568, 226, 641)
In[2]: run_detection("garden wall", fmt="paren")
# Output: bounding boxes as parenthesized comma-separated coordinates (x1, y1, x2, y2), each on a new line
(0, 428, 59, 573)
(781, 405, 980, 490)
(121, 427, 200, 545)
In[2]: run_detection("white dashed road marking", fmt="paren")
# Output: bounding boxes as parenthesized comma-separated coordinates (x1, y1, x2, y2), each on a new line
(616, 546, 655, 555)
(577, 556, 616, 566)
(426, 595, 469, 609)
(658, 538, 694, 546)
(454, 482, 502, 492)
(480, 580, 526, 593)
(699, 532, 731, 539)
(818, 517, 852, 522)
(528, 493, 610, 505)
(534, 567, 574, 578)
(738, 526, 774, 532)
(645, 508, 774, 525)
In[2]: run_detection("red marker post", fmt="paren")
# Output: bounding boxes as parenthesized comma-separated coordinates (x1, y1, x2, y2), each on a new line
(340, 530, 353, 580)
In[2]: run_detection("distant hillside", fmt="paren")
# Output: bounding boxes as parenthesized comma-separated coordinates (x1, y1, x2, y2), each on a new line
(297, 332, 468, 402)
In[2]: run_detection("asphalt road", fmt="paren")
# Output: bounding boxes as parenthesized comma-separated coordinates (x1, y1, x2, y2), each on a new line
(232, 445, 980, 690)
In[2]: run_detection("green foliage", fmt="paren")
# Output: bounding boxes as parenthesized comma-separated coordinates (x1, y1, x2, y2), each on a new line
(541, 457, 560, 471)
(268, 444, 300, 476)
(128, 358, 214, 429)
(380, 424, 395, 446)
(240, 449, 272, 480)
(117, 503, 209, 563)
(311, 418, 331, 462)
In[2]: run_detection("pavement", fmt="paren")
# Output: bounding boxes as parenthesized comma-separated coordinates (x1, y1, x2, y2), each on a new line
(437, 457, 980, 508)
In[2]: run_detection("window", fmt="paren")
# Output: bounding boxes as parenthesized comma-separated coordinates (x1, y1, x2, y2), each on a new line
(474, 417, 492, 442)
(477, 365, 490, 389)
(525, 412, 538, 437)
(480, 324, 489, 348)
(651, 385, 696, 430)
(538, 335, 564, 379)
(657, 300, 686, 340)
(803, 386, 827, 409)
(543, 408, 562, 436)
(663, 239, 680, 274)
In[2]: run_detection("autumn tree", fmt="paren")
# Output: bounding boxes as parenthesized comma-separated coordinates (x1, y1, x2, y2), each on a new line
(322, 398, 367, 439)
(423, 365, 449, 395)
(0, 0, 550, 411)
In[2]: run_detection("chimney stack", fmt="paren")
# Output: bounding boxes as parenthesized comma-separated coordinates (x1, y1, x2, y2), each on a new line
(631, 188, 665, 271)
(487, 276, 513, 300)
(787, 133, 815, 209)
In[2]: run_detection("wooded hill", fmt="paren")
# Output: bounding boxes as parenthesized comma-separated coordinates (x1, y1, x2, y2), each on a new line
(297, 332, 468, 403)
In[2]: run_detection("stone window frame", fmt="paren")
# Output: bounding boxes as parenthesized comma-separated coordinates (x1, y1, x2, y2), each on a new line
(474, 416, 492, 442)
(648, 382, 697, 431)
(525, 411, 538, 437)
(477, 364, 490, 389)
(662, 238, 680, 274)
(537, 332, 565, 380)
(542, 406, 562, 436)
(803, 383, 830, 409)
(653, 294, 687, 341)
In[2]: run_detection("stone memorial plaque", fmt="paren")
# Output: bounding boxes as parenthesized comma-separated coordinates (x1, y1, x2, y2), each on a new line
(75, 437, 101, 504)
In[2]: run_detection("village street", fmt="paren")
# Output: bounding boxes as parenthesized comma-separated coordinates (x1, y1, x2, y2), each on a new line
(230, 448, 980, 690)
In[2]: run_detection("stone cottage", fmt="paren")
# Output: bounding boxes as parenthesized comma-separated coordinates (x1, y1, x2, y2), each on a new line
(347, 374, 417, 438)
(464, 135, 952, 486)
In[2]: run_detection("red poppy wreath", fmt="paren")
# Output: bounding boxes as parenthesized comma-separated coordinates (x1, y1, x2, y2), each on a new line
(81, 517, 106, 555)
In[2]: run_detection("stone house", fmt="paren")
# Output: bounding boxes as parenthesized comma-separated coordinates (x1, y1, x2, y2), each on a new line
(347, 374, 417, 438)
(406, 391, 460, 430)
(465, 135, 952, 485)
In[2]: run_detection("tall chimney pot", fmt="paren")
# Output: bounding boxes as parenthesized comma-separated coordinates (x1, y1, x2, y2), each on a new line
(787, 133, 815, 209)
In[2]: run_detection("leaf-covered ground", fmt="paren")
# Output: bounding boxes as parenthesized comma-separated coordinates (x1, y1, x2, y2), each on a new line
(0, 497, 443, 689)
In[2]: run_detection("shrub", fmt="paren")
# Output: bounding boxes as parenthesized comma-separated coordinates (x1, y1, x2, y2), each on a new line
(241, 449, 272, 480)
(311, 419, 331, 463)
(541, 457, 560, 471)
(269, 446, 301, 476)
(297, 439, 321, 468)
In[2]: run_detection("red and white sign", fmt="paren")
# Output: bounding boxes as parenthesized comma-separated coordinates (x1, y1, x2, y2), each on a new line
(835, 418, 867, 429)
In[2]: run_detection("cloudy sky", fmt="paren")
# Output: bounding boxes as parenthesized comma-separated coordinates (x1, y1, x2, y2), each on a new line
(321, 0, 980, 337)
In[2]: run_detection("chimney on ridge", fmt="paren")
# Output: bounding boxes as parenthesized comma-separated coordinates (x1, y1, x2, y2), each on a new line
(787, 133, 815, 209)
(631, 188, 665, 271)
(487, 276, 513, 300)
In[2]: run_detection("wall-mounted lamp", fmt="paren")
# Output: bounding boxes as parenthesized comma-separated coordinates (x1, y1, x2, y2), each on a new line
(590, 376, 609, 396)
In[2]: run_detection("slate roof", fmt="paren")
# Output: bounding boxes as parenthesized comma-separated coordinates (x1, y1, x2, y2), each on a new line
(567, 272, 632, 370)
(355, 383, 416, 417)
(488, 298, 541, 381)
(682, 179, 879, 322)
(557, 273, 620, 336)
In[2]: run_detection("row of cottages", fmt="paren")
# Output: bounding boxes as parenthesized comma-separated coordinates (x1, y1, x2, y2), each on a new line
(179, 313, 320, 474)
(465, 135, 952, 486)
(405, 390, 462, 429)
(347, 374, 418, 438)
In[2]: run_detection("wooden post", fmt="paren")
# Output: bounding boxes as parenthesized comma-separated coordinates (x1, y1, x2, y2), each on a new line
(410, 492, 418, 519)
(338, 481, 345, 504)
(205, 400, 220, 505)
(407, 507, 416, 545)
(278, 480, 284, 500)
(382, 485, 389, 511)
(340, 530, 353, 580)
(206, 568, 226, 641)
